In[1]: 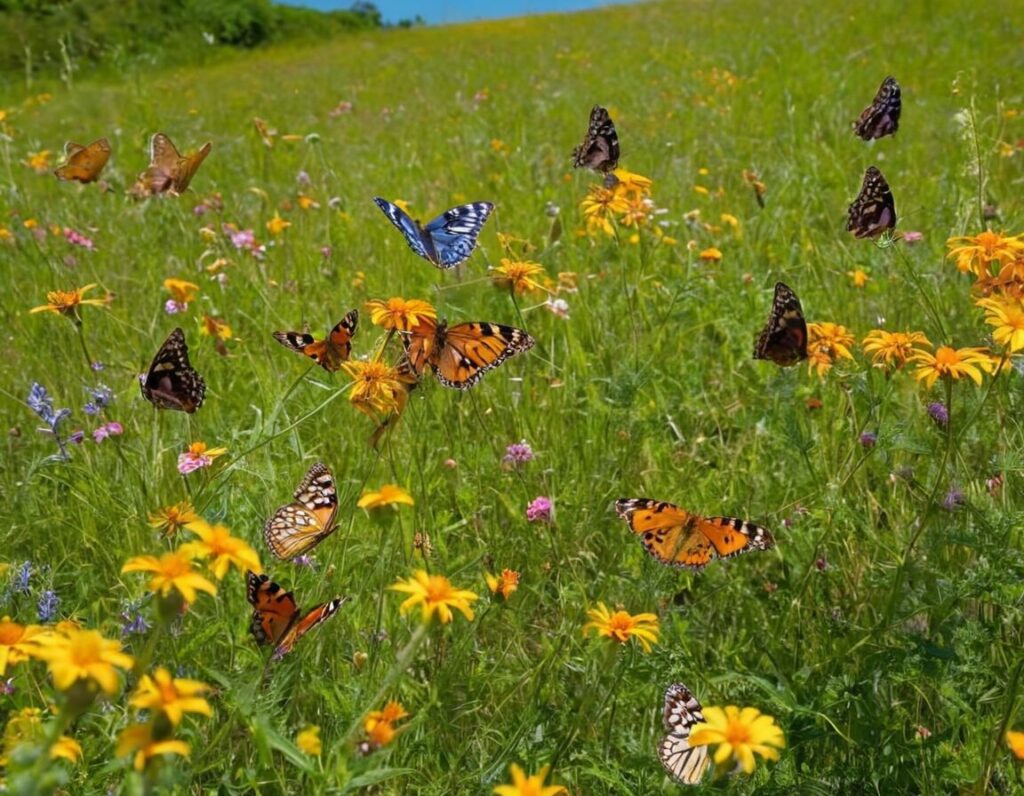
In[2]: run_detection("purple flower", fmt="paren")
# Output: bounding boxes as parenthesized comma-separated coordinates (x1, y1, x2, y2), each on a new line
(503, 440, 534, 466)
(37, 590, 60, 622)
(927, 402, 949, 427)
(292, 555, 318, 570)
(943, 486, 964, 511)
(83, 384, 113, 415)
(63, 227, 95, 250)
(320, 245, 333, 259)
(120, 599, 151, 636)
(526, 496, 552, 523)
(229, 228, 255, 250)
(68, 430, 85, 444)
(902, 231, 924, 244)
(193, 203, 209, 216)
(0, 678, 15, 696)
(27, 383, 71, 458)
(860, 431, 877, 447)
(815, 557, 828, 571)
(90, 361, 105, 372)
(165, 299, 185, 314)
(93, 422, 123, 442)
(13, 561, 32, 594)
(296, 170, 311, 185)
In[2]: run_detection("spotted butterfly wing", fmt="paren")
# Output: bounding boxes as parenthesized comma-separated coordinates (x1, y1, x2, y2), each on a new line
(572, 105, 620, 174)
(754, 282, 807, 366)
(246, 571, 344, 657)
(372, 197, 494, 269)
(853, 76, 901, 141)
(140, 328, 205, 413)
(659, 683, 710, 785)
(403, 317, 535, 389)
(614, 498, 774, 570)
(54, 138, 111, 183)
(273, 310, 358, 372)
(264, 463, 339, 560)
(847, 166, 896, 238)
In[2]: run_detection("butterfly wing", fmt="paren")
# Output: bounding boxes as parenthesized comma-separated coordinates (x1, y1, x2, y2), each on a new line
(421, 202, 495, 269)
(853, 76, 901, 141)
(373, 197, 433, 262)
(173, 141, 212, 193)
(140, 328, 205, 413)
(401, 317, 440, 379)
(273, 309, 358, 372)
(572, 105, 620, 173)
(246, 571, 300, 647)
(274, 596, 346, 657)
(847, 166, 896, 238)
(264, 463, 339, 560)
(129, 133, 179, 196)
(430, 321, 535, 389)
(659, 683, 710, 785)
(54, 138, 111, 183)
(754, 282, 808, 366)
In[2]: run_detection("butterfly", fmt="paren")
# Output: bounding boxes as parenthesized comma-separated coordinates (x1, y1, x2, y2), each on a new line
(246, 571, 345, 658)
(273, 310, 358, 372)
(614, 498, 774, 570)
(130, 133, 211, 197)
(753, 282, 808, 367)
(53, 138, 111, 183)
(659, 683, 710, 786)
(846, 166, 896, 238)
(402, 317, 535, 389)
(372, 197, 494, 269)
(572, 105, 620, 174)
(853, 76, 901, 141)
(264, 463, 339, 560)
(139, 328, 205, 413)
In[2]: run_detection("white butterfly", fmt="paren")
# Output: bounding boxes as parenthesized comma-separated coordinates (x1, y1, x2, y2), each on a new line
(659, 683, 710, 785)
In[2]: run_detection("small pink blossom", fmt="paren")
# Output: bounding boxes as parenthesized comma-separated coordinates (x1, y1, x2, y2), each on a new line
(526, 496, 552, 523)
(177, 441, 227, 474)
(902, 231, 924, 244)
(546, 298, 570, 319)
(63, 227, 95, 250)
(165, 299, 185, 315)
(93, 422, 123, 442)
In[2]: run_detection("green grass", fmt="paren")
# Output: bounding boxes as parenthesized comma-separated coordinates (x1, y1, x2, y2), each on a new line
(2, 0, 1024, 792)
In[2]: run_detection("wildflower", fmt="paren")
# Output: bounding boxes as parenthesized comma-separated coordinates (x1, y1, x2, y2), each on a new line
(358, 484, 414, 510)
(910, 345, 994, 388)
(29, 284, 108, 320)
(903, 231, 924, 243)
(927, 402, 949, 426)
(148, 501, 199, 537)
(915, 725, 931, 739)
(493, 763, 567, 796)
(526, 496, 552, 523)
(62, 227, 95, 250)
(320, 245, 333, 259)
(582, 602, 659, 652)
(120, 599, 151, 636)
(688, 705, 785, 774)
(609, 168, 652, 200)
(847, 269, 870, 287)
(177, 441, 227, 474)
(121, 549, 217, 603)
(976, 294, 1024, 352)
(943, 486, 965, 511)
(862, 329, 931, 370)
(503, 440, 534, 466)
(485, 569, 520, 600)
(987, 473, 1004, 497)
(492, 259, 547, 294)
(228, 227, 256, 250)
(699, 247, 723, 262)
(389, 570, 479, 624)
(546, 297, 570, 318)
(342, 359, 409, 418)
(12, 561, 33, 594)
(26, 150, 51, 172)
(946, 230, 1024, 277)
(860, 431, 877, 447)
(807, 322, 856, 377)
(37, 590, 60, 622)
(296, 726, 322, 755)
(83, 384, 114, 415)
(1007, 730, 1024, 760)
(92, 421, 123, 442)
(200, 314, 232, 340)
(365, 297, 437, 331)
(742, 169, 766, 206)
(297, 194, 319, 210)
(129, 668, 211, 726)
(181, 518, 262, 579)
(815, 557, 828, 572)
(116, 722, 190, 771)
(580, 185, 628, 236)
(266, 212, 291, 236)
(0, 616, 48, 675)
(163, 278, 199, 312)
(33, 627, 133, 695)
(50, 735, 83, 763)
(27, 383, 71, 458)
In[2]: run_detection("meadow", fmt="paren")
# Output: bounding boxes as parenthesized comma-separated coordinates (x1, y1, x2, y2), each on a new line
(1, 0, 1024, 792)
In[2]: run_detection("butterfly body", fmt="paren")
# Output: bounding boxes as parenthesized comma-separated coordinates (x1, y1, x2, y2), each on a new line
(853, 76, 901, 140)
(615, 498, 774, 570)
(403, 318, 535, 389)
(754, 282, 808, 366)
(659, 683, 710, 785)
(140, 328, 205, 413)
(264, 463, 339, 560)
(246, 571, 344, 657)
(373, 197, 494, 269)
(847, 166, 896, 238)
(130, 133, 211, 197)
(572, 105, 620, 173)
(273, 310, 358, 372)
(54, 138, 111, 183)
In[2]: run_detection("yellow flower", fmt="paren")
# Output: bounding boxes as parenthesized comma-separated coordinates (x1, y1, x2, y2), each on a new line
(121, 549, 218, 603)
(492, 259, 547, 294)
(367, 699, 409, 725)
(200, 314, 232, 340)
(582, 602, 659, 652)
(947, 230, 1024, 277)
(694, 184, 709, 196)
(116, 723, 190, 772)
(29, 284, 109, 319)
(1008, 730, 1024, 760)
(49, 735, 83, 763)
(910, 345, 995, 389)
(493, 764, 567, 796)
(147, 501, 199, 538)
(0, 616, 48, 675)
(163, 278, 199, 305)
(688, 705, 785, 775)
(861, 330, 931, 370)
(358, 484, 414, 509)
(181, 518, 262, 579)
(342, 359, 409, 418)
(619, 196, 652, 228)
(365, 297, 437, 331)
(0, 709, 81, 766)
(297, 194, 320, 210)
(390, 570, 479, 624)
(490, 138, 509, 154)
(33, 627, 133, 695)
(129, 668, 212, 726)
(609, 168, 652, 200)
(266, 212, 291, 236)
(296, 726, 322, 755)
(699, 247, 722, 262)
(976, 294, 1024, 352)
(0, 227, 12, 242)
(362, 699, 410, 749)
(25, 150, 51, 172)
(847, 268, 870, 287)
(580, 185, 629, 235)
(806, 322, 856, 377)
(485, 569, 520, 600)
(23, 218, 38, 229)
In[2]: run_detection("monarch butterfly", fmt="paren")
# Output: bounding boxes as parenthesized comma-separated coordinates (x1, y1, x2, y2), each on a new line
(753, 282, 808, 367)
(273, 310, 358, 372)
(139, 328, 205, 413)
(53, 138, 111, 183)
(373, 197, 494, 269)
(853, 76, 901, 141)
(402, 317, 535, 389)
(846, 166, 895, 238)
(572, 105, 620, 174)
(264, 463, 339, 560)
(614, 498, 774, 570)
(659, 683, 710, 785)
(246, 571, 345, 658)
(130, 133, 211, 197)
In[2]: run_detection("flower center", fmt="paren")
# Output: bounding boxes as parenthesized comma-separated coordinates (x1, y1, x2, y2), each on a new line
(725, 719, 752, 746)
(934, 346, 960, 368)
(0, 620, 25, 644)
(69, 634, 103, 666)
(161, 556, 192, 578)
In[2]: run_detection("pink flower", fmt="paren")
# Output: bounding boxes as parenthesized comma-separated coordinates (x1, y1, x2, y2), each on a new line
(503, 440, 534, 467)
(903, 231, 924, 244)
(63, 227, 95, 250)
(229, 228, 255, 250)
(93, 422, 123, 442)
(177, 441, 227, 474)
(165, 299, 185, 314)
(526, 496, 552, 523)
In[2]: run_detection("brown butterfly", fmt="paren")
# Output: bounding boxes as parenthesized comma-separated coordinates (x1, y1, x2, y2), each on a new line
(252, 116, 277, 148)
(572, 105, 620, 174)
(264, 463, 339, 560)
(53, 138, 111, 183)
(754, 282, 808, 366)
(846, 166, 896, 238)
(402, 317, 535, 389)
(139, 328, 205, 413)
(853, 76, 901, 141)
(273, 310, 358, 372)
(614, 498, 774, 570)
(129, 133, 211, 197)
(660, 683, 710, 785)
(246, 571, 345, 658)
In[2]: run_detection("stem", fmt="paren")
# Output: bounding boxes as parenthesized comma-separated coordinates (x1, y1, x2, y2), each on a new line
(977, 658, 1022, 794)
(75, 323, 95, 370)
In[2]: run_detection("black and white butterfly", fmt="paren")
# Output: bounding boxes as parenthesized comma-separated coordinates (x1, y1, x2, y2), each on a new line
(572, 104, 620, 175)
(372, 197, 494, 269)
(659, 683, 710, 786)
(139, 327, 205, 413)
(853, 76, 901, 141)
(846, 166, 896, 238)
(754, 282, 808, 367)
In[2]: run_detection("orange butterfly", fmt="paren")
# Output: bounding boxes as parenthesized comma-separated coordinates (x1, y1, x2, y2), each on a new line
(402, 317, 534, 389)
(53, 138, 111, 183)
(614, 498, 774, 570)
(264, 463, 339, 560)
(129, 133, 211, 197)
(246, 571, 345, 658)
(273, 310, 358, 372)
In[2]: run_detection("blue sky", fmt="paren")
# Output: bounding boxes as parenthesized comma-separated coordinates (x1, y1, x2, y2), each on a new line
(276, 0, 623, 26)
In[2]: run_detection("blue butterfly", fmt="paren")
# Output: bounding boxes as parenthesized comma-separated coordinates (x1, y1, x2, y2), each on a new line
(373, 197, 494, 269)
